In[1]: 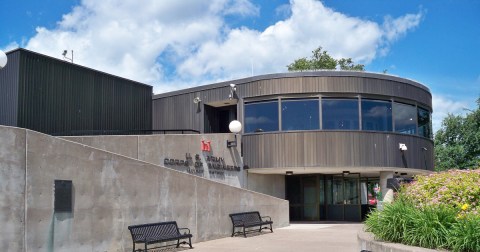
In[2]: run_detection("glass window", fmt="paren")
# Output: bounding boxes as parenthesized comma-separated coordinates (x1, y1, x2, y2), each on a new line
(362, 100, 392, 131)
(322, 99, 359, 130)
(244, 100, 279, 133)
(418, 107, 432, 138)
(281, 99, 319, 131)
(394, 102, 417, 134)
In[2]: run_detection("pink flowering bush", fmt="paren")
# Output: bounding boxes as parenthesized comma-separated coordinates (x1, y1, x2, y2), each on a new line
(403, 169, 480, 216)
(366, 169, 480, 251)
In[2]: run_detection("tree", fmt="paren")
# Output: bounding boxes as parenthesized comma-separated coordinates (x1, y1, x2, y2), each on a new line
(434, 97, 480, 171)
(338, 58, 365, 71)
(287, 46, 365, 71)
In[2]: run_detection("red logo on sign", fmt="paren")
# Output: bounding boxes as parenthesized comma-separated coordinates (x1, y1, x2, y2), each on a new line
(201, 140, 211, 152)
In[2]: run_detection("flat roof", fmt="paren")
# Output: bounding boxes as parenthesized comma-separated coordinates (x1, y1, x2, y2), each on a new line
(153, 71, 430, 99)
(6, 48, 153, 89)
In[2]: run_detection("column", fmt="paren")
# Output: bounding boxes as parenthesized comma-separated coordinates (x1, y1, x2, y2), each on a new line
(379, 171, 394, 202)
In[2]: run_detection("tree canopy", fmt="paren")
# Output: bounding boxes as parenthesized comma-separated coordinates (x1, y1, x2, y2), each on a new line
(434, 97, 480, 171)
(287, 46, 365, 71)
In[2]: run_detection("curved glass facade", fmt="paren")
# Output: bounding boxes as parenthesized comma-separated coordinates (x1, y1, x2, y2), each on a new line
(244, 100, 279, 133)
(418, 107, 432, 138)
(361, 99, 392, 132)
(322, 99, 359, 130)
(243, 96, 432, 139)
(281, 99, 319, 131)
(394, 102, 416, 135)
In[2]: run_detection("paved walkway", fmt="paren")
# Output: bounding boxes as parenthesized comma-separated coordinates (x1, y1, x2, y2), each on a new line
(191, 223, 363, 252)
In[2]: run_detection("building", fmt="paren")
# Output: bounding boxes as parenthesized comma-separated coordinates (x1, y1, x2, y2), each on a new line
(153, 71, 433, 221)
(0, 48, 152, 135)
(0, 49, 434, 223)
(0, 49, 434, 250)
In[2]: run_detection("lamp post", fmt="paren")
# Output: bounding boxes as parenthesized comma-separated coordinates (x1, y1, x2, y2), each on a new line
(227, 120, 242, 148)
(0, 50, 7, 69)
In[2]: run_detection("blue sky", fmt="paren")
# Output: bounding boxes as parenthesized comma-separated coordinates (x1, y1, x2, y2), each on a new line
(1, 0, 479, 131)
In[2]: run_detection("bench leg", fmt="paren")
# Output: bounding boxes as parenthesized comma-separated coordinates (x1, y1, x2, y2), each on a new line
(270, 223, 273, 233)
(176, 239, 180, 248)
(243, 227, 246, 238)
(259, 225, 262, 232)
(144, 243, 148, 252)
(132, 242, 135, 252)
(188, 237, 193, 248)
(232, 226, 235, 237)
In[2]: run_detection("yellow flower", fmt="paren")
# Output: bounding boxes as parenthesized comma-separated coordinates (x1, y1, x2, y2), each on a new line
(461, 203, 469, 211)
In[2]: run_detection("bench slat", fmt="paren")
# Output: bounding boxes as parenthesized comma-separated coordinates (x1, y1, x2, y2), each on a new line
(229, 211, 273, 237)
(128, 221, 193, 251)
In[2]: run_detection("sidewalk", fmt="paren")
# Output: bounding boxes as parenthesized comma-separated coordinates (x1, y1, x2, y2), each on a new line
(191, 223, 363, 252)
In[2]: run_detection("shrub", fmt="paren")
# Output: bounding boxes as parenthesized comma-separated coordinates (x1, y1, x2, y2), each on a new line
(403, 169, 480, 215)
(365, 198, 455, 249)
(402, 205, 456, 249)
(365, 169, 480, 251)
(448, 214, 480, 252)
(365, 196, 415, 243)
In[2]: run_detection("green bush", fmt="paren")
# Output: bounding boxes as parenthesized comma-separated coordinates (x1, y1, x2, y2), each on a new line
(365, 197, 455, 249)
(365, 169, 480, 252)
(402, 205, 456, 249)
(403, 169, 480, 215)
(448, 214, 480, 252)
(365, 196, 415, 243)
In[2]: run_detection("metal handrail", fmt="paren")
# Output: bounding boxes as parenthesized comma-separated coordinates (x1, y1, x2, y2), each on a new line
(52, 129, 200, 136)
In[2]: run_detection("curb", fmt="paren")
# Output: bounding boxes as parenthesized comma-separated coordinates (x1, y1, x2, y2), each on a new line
(357, 228, 448, 252)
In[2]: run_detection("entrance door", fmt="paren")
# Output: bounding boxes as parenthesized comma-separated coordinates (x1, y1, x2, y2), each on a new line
(286, 174, 361, 221)
(204, 105, 237, 133)
(302, 176, 317, 220)
(326, 175, 344, 220)
(343, 173, 361, 221)
(325, 174, 361, 221)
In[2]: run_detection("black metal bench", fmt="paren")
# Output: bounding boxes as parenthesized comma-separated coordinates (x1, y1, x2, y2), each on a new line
(229, 211, 273, 237)
(128, 221, 193, 251)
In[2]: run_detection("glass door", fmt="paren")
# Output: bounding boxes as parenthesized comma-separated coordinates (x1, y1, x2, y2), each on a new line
(303, 176, 317, 220)
(344, 173, 361, 221)
(326, 175, 344, 220)
(326, 174, 361, 221)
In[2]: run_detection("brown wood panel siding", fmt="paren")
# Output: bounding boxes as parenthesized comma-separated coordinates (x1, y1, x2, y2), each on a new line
(15, 49, 152, 135)
(0, 50, 20, 126)
(240, 77, 431, 108)
(243, 132, 434, 171)
(152, 72, 432, 133)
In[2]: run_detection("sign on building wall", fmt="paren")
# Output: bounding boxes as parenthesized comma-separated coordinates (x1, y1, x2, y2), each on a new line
(162, 138, 243, 186)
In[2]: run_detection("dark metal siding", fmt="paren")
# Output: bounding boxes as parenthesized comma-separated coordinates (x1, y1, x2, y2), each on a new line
(16, 49, 152, 135)
(243, 132, 434, 171)
(0, 50, 20, 126)
(152, 92, 200, 131)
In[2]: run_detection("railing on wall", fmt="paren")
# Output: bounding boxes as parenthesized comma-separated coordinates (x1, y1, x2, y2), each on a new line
(51, 129, 201, 136)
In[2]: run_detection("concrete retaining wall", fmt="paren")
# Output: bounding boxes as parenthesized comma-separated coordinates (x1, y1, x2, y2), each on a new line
(0, 126, 289, 251)
(247, 173, 285, 199)
(63, 134, 245, 188)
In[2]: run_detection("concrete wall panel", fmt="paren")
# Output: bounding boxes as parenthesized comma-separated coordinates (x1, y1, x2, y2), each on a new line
(0, 126, 288, 251)
(67, 136, 139, 159)
(247, 174, 285, 199)
(65, 133, 245, 188)
(0, 127, 26, 251)
(26, 130, 96, 251)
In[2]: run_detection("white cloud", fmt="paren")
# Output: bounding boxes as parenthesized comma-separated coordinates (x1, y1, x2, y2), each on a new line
(3, 42, 20, 52)
(382, 12, 423, 42)
(20, 0, 423, 93)
(432, 94, 469, 133)
(224, 0, 259, 16)
(178, 0, 422, 81)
